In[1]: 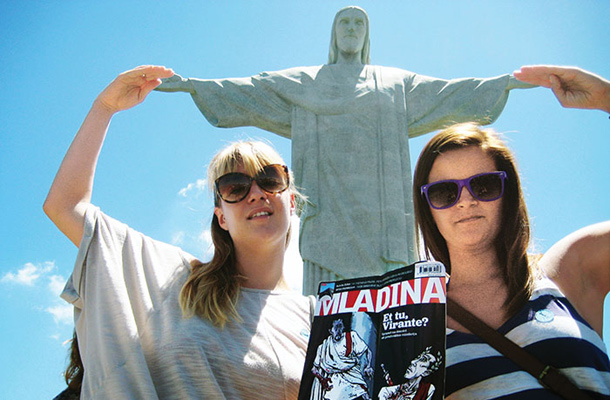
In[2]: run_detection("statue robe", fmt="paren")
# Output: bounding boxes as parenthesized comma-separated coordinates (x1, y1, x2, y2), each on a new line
(156, 64, 531, 293)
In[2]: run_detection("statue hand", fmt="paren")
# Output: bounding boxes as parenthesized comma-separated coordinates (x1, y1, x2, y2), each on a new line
(95, 65, 174, 114)
(514, 65, 610, 113)
(154, 73, 192, 93)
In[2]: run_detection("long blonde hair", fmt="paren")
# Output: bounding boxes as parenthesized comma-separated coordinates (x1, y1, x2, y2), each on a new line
(179, 141, 300, 327)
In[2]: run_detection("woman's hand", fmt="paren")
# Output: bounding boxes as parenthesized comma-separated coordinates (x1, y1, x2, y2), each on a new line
(514, 65, 610, 113)
(95, 65, 174, 114)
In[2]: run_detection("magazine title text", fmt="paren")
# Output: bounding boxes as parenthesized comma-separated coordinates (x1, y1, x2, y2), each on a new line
(315, 277, 446, 316)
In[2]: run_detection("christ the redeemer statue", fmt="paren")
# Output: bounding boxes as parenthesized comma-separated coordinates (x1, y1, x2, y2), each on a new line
(156, 6, 533, 294)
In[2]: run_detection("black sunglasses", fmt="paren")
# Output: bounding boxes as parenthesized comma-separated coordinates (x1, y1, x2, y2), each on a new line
(421, 171, 507, 210)
(215, 164, 290, 204)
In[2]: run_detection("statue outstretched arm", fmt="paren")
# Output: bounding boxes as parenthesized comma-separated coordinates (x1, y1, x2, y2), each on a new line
(153, 71, 294, 137)
(405, 73, 527, 138)
(154, 73, 194, 93)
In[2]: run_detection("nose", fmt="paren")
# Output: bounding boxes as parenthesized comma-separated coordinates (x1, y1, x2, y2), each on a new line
(455, 185, 477, 207)
(247, 181, 268, 202)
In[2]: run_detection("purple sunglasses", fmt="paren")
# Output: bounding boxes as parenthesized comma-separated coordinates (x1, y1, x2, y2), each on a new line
(421, 171, 507, 210)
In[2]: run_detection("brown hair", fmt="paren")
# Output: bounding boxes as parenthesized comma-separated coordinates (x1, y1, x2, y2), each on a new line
(413, 123, 535, 315)
(179, 141, 301, 327)
(58, 330, 83, 398)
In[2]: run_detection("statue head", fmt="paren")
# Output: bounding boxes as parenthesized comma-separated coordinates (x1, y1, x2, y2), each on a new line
(328, 6, 370, 65)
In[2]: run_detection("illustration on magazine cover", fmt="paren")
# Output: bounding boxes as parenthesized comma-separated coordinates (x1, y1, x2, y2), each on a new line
(378, 346, 442, 400)
(311, 317, 375, 400)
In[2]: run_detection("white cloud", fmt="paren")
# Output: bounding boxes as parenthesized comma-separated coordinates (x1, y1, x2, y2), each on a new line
(178, 179, 207, 197)
(1, 261, 55, 286)
(1, 261, 74, 326)
(171, 231, 185, 246)
(198, 228, 214, 259)
(46, 274, 73, 325)
(199, 228, 213, 247)
(46, 303, 73, 325)
(48, 274, 67, 297)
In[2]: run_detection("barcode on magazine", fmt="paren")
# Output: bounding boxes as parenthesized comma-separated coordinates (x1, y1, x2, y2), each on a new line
(415, 261, 445, 278)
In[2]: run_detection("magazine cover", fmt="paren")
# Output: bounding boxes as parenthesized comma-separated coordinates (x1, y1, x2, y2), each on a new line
(298, 261, 446, 400)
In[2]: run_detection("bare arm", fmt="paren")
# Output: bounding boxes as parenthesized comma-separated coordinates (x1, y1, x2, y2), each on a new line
(43, 65, 174, 246)
(540, 221, 610, 337)
(514, 65, 610, 113)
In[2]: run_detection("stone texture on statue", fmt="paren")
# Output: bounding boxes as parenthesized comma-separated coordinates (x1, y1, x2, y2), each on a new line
(155, 6, 534, 294)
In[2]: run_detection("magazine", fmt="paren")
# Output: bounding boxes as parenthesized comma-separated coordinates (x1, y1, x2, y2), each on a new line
(298, 261, 446, 400)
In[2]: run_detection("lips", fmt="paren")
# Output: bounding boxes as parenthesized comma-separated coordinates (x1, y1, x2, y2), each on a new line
(456, 215, 483, 224)
(248, 209, 273, 219)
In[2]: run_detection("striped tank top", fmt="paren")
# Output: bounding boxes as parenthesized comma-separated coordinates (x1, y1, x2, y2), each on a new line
(446, 278, 610, 399)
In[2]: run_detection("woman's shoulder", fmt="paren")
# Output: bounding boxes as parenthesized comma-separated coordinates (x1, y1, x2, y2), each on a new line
(530, 276, 564, 299)
(83, 203, 195, 268)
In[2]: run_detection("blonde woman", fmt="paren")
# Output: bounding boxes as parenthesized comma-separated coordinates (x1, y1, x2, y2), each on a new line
(45, 66, 312, 399)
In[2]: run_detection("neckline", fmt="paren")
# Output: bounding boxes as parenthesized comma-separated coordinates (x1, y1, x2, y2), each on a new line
(241, 286, 296, 295)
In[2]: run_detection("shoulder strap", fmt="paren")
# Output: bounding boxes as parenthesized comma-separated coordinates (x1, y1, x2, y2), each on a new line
(447, 298, 593, 400)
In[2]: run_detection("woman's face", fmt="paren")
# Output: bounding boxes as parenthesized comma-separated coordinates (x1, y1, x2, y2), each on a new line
(334, 8, 367, 56)
(214, 164, 294, 250)
(426, 146, 503, 254)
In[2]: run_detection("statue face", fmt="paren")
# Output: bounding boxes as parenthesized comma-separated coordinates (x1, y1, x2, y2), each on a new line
(334, 8, 367, 56)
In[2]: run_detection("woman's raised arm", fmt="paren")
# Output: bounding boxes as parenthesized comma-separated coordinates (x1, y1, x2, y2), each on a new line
(43, 65, 174, 246)
(540, 221, 610, 337)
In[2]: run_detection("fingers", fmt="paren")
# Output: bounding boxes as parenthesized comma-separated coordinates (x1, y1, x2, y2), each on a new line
(130, 66, 175, 98)
(513, 65, 554, 88)
(138, 79, 165, 102)
(121, 65, 175, 85)
(96, 65, 175, 113)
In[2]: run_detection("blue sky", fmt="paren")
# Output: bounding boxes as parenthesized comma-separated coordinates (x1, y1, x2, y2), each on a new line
(1, 1, 608, 398)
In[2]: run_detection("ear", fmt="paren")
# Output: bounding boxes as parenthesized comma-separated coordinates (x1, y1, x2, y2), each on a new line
(214, 207, 229, 231)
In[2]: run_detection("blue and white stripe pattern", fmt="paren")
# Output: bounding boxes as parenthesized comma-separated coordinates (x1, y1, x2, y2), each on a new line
(446, 278, 610, 399)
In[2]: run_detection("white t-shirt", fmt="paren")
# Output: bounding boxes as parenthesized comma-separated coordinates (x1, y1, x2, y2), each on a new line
(61, 205, 313, 399)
